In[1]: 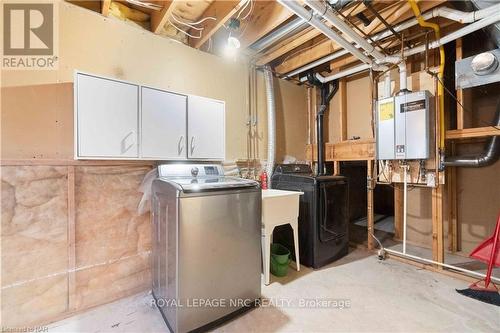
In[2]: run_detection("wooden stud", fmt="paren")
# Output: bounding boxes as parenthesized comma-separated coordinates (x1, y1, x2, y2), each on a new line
(151, 0, 175, 34)
(339, 79, 347, 141)
(432, 185, 444, 265)
(394, 184, 403, 240)
(67, 166, 76, 311)
(367, 160, 374, 250)
(456, 38, 464, 130)
(333, 161, 340, 175)
(101, 0, 111, 16)
(189, 0, 246, 49)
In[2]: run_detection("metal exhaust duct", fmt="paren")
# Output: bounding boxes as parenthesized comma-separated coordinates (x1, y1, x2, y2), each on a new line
(443, 100, 500, 167)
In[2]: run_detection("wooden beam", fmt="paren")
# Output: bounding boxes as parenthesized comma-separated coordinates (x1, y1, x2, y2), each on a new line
(306, 139, 375, 161)
(445, 126, 500, 139)
(101, 0, 111, 16)
(256, 27, 319, 66)
(151, 0, 174, 34)
(275, 39, 335, 75)
(239, 0, 294, 49)
(190, 0, 246, 49)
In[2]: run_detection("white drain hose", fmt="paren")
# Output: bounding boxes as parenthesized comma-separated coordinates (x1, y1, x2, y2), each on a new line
(264, 66, 276, 185)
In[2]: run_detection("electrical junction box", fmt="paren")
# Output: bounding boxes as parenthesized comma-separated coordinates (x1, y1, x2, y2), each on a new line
(376, 91, 431, 160)
(376, 97, 395, 160)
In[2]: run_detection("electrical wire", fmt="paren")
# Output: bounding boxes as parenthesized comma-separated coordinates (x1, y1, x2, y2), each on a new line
(187, 16, 217, 25)
(237, 0, 251, 19)
(170, 13, 204, 31)
(240, 0, 254, 21)
(167, 18, 202, 39)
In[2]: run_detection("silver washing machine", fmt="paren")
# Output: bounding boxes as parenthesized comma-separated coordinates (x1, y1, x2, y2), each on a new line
(151, 164, 261, 332)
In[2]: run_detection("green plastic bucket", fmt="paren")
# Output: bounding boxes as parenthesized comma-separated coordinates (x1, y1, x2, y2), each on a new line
(270, 243, 291, 277)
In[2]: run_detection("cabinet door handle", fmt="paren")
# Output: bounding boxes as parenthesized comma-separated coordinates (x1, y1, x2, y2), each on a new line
(178, 136, 184, 156)
(121, 130, 135, 154)
(190, 136, 195, 155)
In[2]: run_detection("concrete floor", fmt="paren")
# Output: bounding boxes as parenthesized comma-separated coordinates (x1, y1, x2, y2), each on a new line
(48, 248, 499, 332)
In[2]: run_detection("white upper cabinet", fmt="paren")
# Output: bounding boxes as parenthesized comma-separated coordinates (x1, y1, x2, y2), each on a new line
(76, 73, 139, 158)
(141, 87, 187, 159)
(75, 72, 225, 160)
(187, 96, 225, 160)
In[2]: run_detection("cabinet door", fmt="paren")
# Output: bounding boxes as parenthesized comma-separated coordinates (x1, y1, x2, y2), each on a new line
(187, 96, 225, 160)
(76, 73, 139, 158)
(141, 87, 187, 159)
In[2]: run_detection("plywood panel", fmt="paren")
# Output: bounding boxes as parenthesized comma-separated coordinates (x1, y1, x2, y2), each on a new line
(346, 76, 372, 140)
(1, 84, 74, 159)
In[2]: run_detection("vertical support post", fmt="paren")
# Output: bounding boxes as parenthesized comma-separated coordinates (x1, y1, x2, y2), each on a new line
(432, 185, 444, 266)
(67, 166, 76, 310)
(334, 161, 340, 175)
(447, 38, 463, 253)
(367, 160, 375, 250)
(394, 184, 403, 240)
(339, 79, 347, 141)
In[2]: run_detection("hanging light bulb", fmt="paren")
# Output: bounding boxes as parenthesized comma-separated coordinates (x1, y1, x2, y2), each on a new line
(224, 34, 240, 57)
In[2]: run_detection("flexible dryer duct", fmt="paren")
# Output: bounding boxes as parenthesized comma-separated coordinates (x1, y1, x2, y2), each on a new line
(264, 66, 276, 184)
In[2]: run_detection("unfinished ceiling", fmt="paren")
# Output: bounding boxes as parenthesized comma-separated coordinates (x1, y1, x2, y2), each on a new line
(68, 1, 478, 81)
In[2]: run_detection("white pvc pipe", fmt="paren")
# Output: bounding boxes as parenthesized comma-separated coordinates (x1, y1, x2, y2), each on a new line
(282, 3, 500, 79)
(313, 63, 371, 83)
(399, 62, 407, 92)
(404, 11, 500, 58)
(277, 0, 373, 65)
(403, 165, 408, 254)
(310, 14, 500, 83)
(385, 248, 500, 284)
(384, 72, 391, 98)
(305, 0, 386, 61)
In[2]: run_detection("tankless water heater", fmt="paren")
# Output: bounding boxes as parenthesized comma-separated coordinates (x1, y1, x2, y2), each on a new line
(376, 90, 431, 160)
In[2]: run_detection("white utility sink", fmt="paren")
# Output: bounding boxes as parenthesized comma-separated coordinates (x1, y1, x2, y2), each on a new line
(261, 189, 303, 285)
(262, 189, 303, 221)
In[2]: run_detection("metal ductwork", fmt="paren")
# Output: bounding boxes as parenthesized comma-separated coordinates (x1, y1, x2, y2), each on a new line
(470, 0, 500, 46)
(264, 66, 276, 183)
(250, 17, 307, 53)
(443, 99, 500, 167)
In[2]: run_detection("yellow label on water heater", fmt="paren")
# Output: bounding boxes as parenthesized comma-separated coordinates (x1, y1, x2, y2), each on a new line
(379, 101, 394, 121)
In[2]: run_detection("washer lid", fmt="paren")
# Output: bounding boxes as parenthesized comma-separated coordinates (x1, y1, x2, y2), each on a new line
(160, 176, 259, 192)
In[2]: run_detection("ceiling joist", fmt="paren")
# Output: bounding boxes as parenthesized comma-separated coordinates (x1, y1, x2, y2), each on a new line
(273, 0, 447, 75)
(151, 0, 175, 34)
(101, 0, 112, 16)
